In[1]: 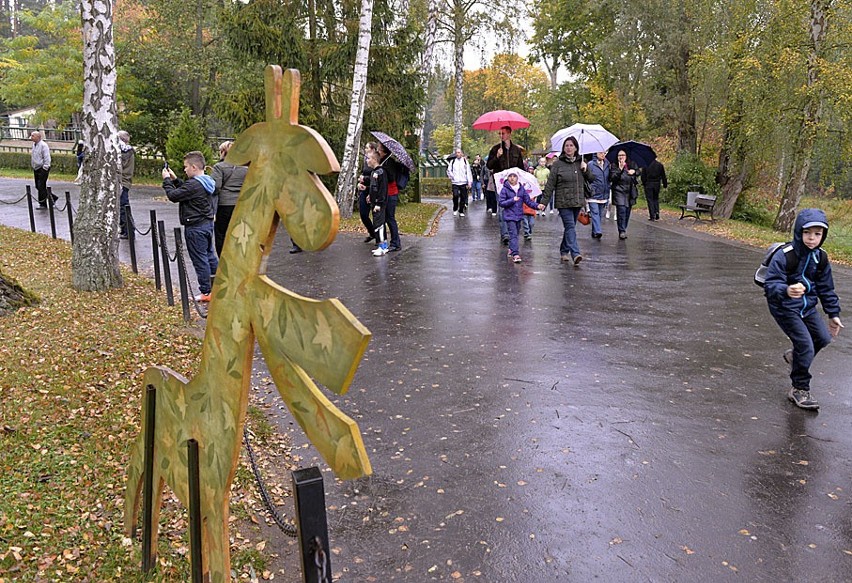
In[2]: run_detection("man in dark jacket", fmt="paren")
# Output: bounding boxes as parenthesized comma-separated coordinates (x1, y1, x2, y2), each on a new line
(486, 126, 524, 173)
(163, 151, 218, 302)
(641, 158, 667, 221)
(486, 126, 525, 244)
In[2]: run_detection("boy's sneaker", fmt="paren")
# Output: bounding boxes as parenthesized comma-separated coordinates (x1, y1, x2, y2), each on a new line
(788, 388, 819, 410)
(513, 255, 522, 263)
(372, 243, 389, 257)
(460, 212, 465, 217)
(453, 211, 458, 216)
(194, 293, 211, 303)
(783, 349, 793, 370)
(573, 254, 583, 265)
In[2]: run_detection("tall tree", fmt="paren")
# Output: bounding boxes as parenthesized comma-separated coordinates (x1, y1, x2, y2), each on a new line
(415, 0, 439, 148)
(72, 0, 122, 291)
(335, 0, 374, 215)
(774, 0, 833, 231)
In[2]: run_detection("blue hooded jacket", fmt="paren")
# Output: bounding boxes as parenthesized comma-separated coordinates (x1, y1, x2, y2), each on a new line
(764, 208, 841, 318)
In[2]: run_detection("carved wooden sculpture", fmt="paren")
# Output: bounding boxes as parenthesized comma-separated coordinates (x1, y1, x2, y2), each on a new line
(124, 66, 372, 582)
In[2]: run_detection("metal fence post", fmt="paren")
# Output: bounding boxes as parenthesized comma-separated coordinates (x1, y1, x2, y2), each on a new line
(26, 185, 35, 233)
(174, 227, 191, 321)
(141, 384, 157, 574)
(150, 210, 161, 290)
(47, 187, 57, 239)
(127, 206, 138, 274)
(157, 220, 174, 306)
(65, 192, 74, 243)
(292, 467, 332, 583)
(187, 439, 203, 583)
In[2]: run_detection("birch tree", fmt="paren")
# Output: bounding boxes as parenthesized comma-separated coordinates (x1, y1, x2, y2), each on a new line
(416, 0, 440, 147)
(72, 0, 122, 291)
(335, 0, 374, 217)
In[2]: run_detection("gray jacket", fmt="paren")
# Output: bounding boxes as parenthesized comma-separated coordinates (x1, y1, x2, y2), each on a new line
(211, 162, 248, 208)
(31, 140, 51, 170)
(120, 145, 135, 188)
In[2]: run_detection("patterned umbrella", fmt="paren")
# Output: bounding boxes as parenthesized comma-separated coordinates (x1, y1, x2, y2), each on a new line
(370, 131, 416, 171)
(472, 110, 531, 131)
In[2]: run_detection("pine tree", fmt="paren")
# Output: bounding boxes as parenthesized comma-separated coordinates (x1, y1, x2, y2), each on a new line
(165, 108, 215, 172)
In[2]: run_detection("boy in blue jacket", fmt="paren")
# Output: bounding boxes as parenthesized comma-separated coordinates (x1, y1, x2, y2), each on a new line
(764, 208, 843, 410)
(163, 151, 218, 302)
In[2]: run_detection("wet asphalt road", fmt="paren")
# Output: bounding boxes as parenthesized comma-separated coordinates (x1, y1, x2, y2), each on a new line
(2, 178, 851, 581)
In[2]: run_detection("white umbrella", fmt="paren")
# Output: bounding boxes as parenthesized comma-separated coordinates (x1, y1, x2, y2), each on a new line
(549, 123, 619, 156)
(494, 167, 542, 198)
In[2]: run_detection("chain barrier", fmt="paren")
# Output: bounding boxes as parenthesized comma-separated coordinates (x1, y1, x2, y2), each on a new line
(175, 241, 208, 319)
(132, 221, 153, 237)
(243, 425, 298, 538)
(0, 193, 28, 205)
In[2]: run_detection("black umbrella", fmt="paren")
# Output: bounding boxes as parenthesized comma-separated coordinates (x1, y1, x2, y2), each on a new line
(370, 131, 416, 172)
(606, 140, 657, 168)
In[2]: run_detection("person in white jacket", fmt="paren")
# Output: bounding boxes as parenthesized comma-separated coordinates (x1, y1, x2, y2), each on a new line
(447, 149, 473, 216)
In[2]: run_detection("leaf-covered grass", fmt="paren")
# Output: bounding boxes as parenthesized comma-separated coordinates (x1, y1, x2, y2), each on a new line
(0, 226, 281, 581)
(338, 201, 443, 236)
(665, 196, 852, 265)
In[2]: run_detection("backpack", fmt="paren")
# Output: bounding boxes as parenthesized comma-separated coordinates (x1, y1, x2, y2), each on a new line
(754, 242, 827, 287)
(396, 164, 410, 190)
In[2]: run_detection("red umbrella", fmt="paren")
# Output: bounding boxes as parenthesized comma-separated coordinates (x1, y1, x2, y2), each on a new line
(472, 110, 530, 131)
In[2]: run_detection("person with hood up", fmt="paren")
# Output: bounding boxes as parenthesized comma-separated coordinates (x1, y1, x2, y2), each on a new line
(763, 208, 843, 410)
(163, 151, 218, 303)
(498, 169, 544, 263)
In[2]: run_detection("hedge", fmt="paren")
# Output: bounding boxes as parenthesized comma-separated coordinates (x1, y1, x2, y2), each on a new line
(0, 151, 165, 179)
(420, 177, 452, 198)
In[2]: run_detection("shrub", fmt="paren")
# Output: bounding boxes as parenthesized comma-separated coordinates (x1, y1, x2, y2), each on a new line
(731, 194, 774, 227)
(420, 177, 451, 198)
(663, 153, 719, 205)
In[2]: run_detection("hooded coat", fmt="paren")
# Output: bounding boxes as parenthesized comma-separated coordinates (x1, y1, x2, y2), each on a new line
(764, 208, 841, 319)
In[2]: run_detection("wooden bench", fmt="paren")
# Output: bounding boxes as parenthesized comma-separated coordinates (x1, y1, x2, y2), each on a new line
(679, 194, 717, 221)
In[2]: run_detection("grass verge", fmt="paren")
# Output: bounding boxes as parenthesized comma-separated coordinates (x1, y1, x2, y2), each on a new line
(338, 201, 444, 236)
(662, 196, 852, 265)
(0, 226, 283, 581)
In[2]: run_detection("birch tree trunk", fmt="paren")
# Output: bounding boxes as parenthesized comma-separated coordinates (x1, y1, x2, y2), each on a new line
(452, 29, 464, 151)
(72, 0, 122, 291)
(335, 0, 374, 218)
(416, 0, 440, 148)
(774, 0, 830, 233)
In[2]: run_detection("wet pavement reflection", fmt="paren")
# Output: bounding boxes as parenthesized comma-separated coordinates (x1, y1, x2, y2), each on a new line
(258, 200, 852, 581)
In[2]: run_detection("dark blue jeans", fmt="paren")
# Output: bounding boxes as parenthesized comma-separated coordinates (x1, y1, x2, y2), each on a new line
(184, 221, 218, 295)
(119, 186, 130, 236)
(387, 195, 400, 249)
(358, 187, 375, 239)
(558, 207, 581, 257)
(768, 305, 833, 390)
(616, 204, 632, 234)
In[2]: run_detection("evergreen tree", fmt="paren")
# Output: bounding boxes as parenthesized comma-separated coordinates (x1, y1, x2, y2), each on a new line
(165, 108, 215, 172)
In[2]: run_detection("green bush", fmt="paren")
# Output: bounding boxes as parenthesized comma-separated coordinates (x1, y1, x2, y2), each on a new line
(420, 177, 451, 198)
(0, 150, 167, 182)
(663, 154, 720, 205)
(731, 194, 774, 227)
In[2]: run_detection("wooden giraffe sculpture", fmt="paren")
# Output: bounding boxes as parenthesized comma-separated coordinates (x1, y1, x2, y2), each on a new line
(124, 66, 372, 582)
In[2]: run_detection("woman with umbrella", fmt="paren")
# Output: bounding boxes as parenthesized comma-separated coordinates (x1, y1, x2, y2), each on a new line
(377, 142, 403, 252)
(609, 150, 641, 240)
(537, 136, 593, 265)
